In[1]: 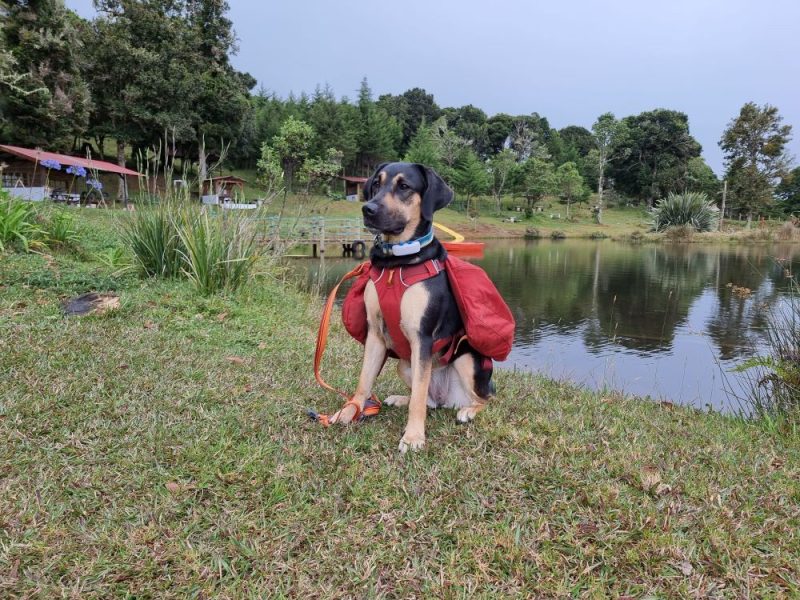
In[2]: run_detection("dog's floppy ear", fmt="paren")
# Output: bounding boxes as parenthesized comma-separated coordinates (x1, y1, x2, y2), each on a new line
(363, 163, 388, 200)
(418, 165, 453, 221)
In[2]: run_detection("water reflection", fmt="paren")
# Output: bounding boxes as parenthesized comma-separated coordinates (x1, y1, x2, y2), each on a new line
(297, 240, 799, 411)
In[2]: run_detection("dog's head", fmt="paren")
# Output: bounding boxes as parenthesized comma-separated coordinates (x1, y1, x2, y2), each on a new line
(362, 163, 453, 240)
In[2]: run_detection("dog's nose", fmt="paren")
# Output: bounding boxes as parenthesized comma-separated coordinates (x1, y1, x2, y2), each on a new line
(362, 202, 378, 218)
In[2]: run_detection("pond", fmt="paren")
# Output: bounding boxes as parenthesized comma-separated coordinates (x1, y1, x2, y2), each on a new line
(295, 240, 799, 412)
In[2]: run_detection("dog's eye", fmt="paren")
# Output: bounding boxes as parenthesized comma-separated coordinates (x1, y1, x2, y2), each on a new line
(397, 182, 409, 192)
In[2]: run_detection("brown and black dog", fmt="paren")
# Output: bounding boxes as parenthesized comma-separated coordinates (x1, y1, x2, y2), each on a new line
(329, 162, 495, 452)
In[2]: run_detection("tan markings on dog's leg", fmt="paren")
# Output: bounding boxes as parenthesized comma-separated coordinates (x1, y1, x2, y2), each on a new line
(385, 360, 411, 407)
(452, 354, 488, 423)
(331, 281, 386, 425)
(398, 285, 431, 452)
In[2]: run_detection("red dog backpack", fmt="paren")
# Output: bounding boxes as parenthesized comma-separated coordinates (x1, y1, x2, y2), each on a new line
(341, 256, 514, 362)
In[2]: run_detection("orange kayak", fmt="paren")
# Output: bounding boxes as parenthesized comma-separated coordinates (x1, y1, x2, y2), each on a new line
(442, 241, 485, 258)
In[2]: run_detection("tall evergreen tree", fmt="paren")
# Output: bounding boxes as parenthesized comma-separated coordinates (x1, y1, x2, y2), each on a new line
(355, 78, 400, 174)
(1, 0, 91, 149)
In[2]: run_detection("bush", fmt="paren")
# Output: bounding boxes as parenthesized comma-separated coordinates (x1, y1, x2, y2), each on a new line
(176, 210, 259, 296)
(0, 193, 44, 252)
(550, 230, 566, 240)
(664, 224, 695, 242)
(43, 210, 81, 247)
(122, 204, 187, 278)
(524, 227, 541, 239)
(651, 192, 719, 232)
(776, 221, 799, 241)
(122, 203, 260, 295)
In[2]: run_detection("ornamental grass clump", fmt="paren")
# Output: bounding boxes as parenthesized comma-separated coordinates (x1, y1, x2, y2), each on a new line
(175, 209, 259, 296)
(122, 203, 187, 278)
(0, 192, 45, 252)
(122, 202, 260, 295)
(651, 191, 719, 232)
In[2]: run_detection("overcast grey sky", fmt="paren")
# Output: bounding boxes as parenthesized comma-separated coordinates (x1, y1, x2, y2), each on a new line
(67, 0, 799, 174)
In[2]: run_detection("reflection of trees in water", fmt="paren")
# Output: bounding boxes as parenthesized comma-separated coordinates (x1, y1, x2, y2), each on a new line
(591, 245, 714, 351)
(707, 244, 799, 360)
(480, 241, 799, 358)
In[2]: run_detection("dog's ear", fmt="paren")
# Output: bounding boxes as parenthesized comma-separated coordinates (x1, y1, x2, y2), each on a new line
(418, 165, 453, 221)
(363, 163, 388, 200)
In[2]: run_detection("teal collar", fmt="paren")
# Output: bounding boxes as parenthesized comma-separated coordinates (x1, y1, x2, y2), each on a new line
(377, 227, 434, 257)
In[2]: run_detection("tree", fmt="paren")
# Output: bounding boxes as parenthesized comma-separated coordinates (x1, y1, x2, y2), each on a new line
(256, 143, 283, 198)
(719, 102, 793, 223)
(685, 157, 719, 199)
(377, 87, 440, 153)
(443, 104, 488, 156)
(559, 126, 595, 158)
(487, 149, 517, 211)
(517, 157, 557, 210)
(271, 116, 314, 191)
(431, 117, 470, 181)
(453, 149, 489, 213)
(355, 78, 400, 174)
(1, 0, 91, 149)
(556, 161, 588, 218)
(404, 122, 442, 170)
(298, 148, 342, 196)
(589, 113, 627, 223)
(485, 113, 515, 155)
(776, 167, 800, 216)
(610, 109, 701, 206)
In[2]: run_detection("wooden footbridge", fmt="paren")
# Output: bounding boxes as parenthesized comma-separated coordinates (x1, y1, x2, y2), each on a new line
(258, 217, 371, 257)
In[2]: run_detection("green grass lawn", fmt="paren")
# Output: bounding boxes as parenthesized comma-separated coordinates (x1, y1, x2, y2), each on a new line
(1, 211, 799, 597)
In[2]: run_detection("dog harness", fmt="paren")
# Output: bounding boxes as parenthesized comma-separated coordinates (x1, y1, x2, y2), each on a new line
(368, 258, 461, 362)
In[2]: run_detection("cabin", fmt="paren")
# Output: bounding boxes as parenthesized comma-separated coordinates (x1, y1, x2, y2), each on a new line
(336, 175, 368, 201)
(201, 175, 247, 204)
(0, 144, 141, 204)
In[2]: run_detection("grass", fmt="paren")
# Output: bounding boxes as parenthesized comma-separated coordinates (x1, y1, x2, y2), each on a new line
(1, 210, 800, 597)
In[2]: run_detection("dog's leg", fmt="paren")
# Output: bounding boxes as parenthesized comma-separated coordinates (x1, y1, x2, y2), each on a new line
(384, 360, 411, 407)
(398, 286, 433, 453)
(330, 282, 386, 425)
(452, 353, 493, 423)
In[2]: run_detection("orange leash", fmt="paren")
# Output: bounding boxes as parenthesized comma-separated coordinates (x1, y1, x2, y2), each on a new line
(310, 262, 381, 426)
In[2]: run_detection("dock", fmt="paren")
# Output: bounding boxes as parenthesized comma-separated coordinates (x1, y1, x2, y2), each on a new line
(259, 217, 370, 258)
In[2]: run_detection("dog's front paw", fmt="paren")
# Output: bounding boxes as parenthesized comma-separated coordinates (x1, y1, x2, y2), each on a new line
(398, 430, 425, 453)
(384, 394, 409, 407)
(457, 406, 479, 423)
(330, 403, 358, 425)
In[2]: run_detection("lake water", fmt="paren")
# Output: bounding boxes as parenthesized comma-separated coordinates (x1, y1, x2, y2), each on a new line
(296, 240, 799, 412)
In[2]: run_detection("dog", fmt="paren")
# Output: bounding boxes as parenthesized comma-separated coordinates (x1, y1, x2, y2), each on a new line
(329, 162, 495, 452)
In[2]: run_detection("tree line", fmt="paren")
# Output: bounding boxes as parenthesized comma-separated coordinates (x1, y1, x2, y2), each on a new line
(0, 0, 796, 218)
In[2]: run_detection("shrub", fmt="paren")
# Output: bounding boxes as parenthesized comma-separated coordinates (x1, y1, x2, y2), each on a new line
(664, 224, 695, 242)
(524, 227, 541, 239)
(43, 210, 81, 247)
(175, 210, 259, 295)
(0, 193, 44, 252)
(651, 192, 719, 232)
(94, 246, 132, 272)
(550, 230, 566, 240)
(776, 221, 799, 241)
(122, 204, 186, 278)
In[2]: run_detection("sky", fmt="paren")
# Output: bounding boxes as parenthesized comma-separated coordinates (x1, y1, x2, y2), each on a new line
(66, 0, 800, 175)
